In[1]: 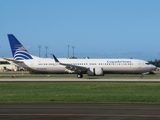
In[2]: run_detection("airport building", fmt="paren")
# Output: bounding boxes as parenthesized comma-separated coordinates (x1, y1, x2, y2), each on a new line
(0, 58, 24, 71)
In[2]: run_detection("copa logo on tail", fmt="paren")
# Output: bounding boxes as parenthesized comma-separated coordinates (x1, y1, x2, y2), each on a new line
(8, 34, 33, 60)
(14, 46, 33, 60)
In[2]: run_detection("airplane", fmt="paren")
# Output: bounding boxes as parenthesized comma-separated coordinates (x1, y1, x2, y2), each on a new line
(5, 34, 157, 78)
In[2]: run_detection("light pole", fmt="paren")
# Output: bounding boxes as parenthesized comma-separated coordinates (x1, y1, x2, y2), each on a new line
(38, 45, 41, 57)
(45, 46, 48, 58)
(68, 45, 69, 59)
(72, 46, 75, 58)
(0, 45, 2, 57)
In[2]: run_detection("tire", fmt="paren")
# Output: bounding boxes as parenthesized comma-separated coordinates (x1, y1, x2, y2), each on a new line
(77, 74, 83, 78)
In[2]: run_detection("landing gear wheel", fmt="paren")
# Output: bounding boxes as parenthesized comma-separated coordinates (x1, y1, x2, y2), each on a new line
(77, 74, 83, 78)
(140, 74, 144, 78)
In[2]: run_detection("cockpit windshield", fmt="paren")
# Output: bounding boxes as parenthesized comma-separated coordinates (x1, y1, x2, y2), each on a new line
(145, 63, 150, 65)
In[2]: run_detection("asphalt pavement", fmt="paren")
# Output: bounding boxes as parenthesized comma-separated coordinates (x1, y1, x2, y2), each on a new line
(1, 103, 160, 120)
(1, 78, 160, 82)
(0, 103, 160, 120)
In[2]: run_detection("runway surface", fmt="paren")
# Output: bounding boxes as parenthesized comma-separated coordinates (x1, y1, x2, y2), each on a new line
(0, 103, 160, 120)
(1, 78, 160, 82)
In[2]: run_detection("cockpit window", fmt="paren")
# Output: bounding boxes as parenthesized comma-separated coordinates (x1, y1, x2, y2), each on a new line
(145, 63, 150, 65)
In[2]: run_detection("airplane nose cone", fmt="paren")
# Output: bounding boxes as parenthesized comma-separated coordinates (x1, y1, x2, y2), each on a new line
(152, 65, 157, 71)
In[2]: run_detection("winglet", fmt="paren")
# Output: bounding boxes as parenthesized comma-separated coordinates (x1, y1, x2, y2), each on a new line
(52, 54, 59, 63)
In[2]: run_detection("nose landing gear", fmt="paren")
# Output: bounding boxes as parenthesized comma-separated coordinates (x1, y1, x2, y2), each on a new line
(140, 74, 144, 78)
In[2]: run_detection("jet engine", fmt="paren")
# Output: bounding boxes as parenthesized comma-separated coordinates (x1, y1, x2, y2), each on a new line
(87, 67, 104, 76)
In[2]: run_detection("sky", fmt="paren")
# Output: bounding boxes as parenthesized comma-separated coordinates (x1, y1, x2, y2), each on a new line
(1, 0, 160, 61)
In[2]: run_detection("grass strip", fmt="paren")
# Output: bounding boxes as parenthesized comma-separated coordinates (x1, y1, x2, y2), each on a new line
(0, 82, 160, 103)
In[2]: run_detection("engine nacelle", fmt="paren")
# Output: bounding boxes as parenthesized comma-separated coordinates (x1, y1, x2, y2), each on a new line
(87, 67, 104, 76)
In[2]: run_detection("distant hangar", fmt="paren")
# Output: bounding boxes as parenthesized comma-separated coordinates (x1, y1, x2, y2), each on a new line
(0, 58, 24, 71)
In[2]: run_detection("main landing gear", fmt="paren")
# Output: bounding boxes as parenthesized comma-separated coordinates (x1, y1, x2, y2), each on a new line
(77, 73, 83, 78)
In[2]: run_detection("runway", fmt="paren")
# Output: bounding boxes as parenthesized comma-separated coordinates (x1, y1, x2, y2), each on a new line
(1, 78, 160, 82)
(0, 103, 160, 120)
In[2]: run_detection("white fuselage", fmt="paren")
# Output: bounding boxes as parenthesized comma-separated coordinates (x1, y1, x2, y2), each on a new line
(7, 34, 157, 77)
(17, 58, 156, 74)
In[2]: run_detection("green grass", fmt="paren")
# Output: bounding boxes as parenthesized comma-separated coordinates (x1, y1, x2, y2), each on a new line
(0, 82, 160, 103)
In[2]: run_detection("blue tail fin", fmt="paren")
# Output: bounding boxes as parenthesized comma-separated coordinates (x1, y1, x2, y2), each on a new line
(7, 34, 33, 60)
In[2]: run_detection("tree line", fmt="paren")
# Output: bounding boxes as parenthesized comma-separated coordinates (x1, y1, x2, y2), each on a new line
(149, 59, 160, 67)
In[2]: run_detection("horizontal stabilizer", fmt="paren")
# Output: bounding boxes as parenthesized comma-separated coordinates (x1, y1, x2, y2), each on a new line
(3, 58, 24, 63)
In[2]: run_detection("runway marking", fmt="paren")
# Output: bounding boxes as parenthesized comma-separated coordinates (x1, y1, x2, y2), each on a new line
(1, 78, 160, 82)
(0, 114, 160, 118)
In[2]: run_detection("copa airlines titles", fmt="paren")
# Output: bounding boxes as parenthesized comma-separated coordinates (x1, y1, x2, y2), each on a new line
(106, 60, 132, 65)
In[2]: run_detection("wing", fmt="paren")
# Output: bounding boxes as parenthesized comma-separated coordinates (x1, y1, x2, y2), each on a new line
(60, 63, 88, 73)
(52, 54, 88, 73)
